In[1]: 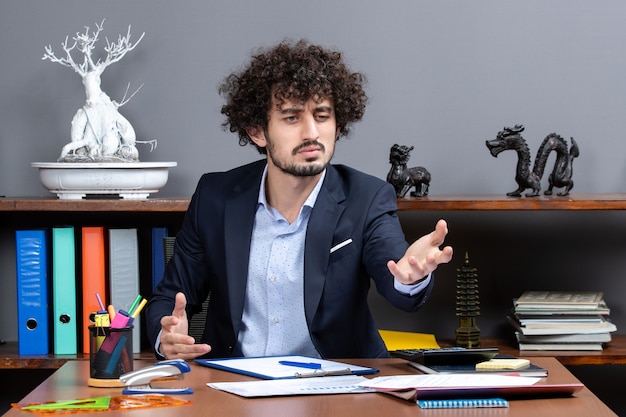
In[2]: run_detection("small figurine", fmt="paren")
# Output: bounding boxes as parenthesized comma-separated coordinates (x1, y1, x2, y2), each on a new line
(486, 124, 579, 197)
(455, 252, 481, 348)
(386, 144, 431, 198)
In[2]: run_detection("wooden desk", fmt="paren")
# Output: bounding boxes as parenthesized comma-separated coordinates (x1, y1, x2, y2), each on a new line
(4, 358, 616, 417)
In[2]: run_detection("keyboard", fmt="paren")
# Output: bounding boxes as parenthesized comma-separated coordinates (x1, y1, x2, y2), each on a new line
(390, 347, 499, 366)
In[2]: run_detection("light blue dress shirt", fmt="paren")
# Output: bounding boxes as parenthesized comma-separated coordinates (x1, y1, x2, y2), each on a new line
(237, 168, 324, 357)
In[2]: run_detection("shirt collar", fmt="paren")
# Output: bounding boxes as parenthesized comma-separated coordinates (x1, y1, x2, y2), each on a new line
(258, 164, 326, 210)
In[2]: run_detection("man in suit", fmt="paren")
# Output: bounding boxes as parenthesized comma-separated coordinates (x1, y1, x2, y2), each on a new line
(146, 39, 453, 360)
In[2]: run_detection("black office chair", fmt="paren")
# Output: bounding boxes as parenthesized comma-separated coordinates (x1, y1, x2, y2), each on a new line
(163, 236, 209, 342)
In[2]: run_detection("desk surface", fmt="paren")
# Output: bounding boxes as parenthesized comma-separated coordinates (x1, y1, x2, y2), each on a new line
(4, 357, 617, 417)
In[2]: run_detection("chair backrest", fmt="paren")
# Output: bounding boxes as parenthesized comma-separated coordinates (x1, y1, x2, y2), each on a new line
(163, 236, 209, 342)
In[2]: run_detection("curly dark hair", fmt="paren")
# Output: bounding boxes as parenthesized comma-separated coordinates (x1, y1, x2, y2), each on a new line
(219, 39, 368, 154)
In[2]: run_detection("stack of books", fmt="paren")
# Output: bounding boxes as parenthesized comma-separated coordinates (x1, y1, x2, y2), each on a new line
(507, 291, 616, 351)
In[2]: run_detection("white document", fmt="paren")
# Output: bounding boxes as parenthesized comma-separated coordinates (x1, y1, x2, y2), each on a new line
(196, 355, 377, 379)
(207, 375, 371, 397)
(358, 374, 541, 390)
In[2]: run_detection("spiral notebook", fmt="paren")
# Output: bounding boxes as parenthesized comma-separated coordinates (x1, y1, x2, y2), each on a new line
(417, 398, 509, 408)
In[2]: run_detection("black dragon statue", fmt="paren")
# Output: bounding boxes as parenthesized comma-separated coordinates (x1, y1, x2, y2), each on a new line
(387, 144, 431, 198)
(486, 124, 579, 197)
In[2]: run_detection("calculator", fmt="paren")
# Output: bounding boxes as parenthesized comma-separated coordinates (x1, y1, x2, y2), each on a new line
(389, 347, 499, 366)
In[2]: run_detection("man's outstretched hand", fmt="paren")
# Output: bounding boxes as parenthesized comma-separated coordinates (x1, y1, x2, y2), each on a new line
(387, 219, 453, 285)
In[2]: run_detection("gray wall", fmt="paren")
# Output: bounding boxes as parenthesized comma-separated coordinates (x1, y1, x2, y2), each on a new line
(2, 1, 626, 197)
(2, 1, 626, 342)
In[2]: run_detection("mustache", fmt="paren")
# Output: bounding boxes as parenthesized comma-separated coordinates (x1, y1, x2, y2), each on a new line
(292, 140, 325, 155)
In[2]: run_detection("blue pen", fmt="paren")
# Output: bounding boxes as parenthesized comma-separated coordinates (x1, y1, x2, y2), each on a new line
(279, 360, 322, 370)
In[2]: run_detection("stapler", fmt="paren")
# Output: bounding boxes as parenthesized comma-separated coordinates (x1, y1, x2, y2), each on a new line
(119, 359, 193, 394)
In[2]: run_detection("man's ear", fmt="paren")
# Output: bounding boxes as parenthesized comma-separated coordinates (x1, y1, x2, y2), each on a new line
(247, 126, 267, 148)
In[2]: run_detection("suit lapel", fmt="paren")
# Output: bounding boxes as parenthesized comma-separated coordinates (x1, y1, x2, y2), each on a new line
(303, 166, 346, 325)
(224, 162, 264, 334)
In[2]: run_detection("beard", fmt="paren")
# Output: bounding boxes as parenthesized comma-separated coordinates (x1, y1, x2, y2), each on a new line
(266, 137, 333, 177)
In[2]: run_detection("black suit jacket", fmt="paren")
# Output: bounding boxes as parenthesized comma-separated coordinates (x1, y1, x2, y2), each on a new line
(146, 160, 434, 358)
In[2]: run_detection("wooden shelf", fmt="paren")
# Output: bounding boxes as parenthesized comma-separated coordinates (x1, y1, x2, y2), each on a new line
(0, 197, 190, 213)
(396, 193, 626, 211)
(3, 194, 626, 213)
(0, 342, 154, 369)
(1, 335, 625, 369)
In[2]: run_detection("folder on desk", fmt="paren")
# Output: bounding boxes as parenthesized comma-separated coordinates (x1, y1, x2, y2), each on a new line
(15, 229, 51, 355)
(378, 329, 440, 351)
(195, 355, 378, 380)
(81, 227, 107, 354)
(52, 227, 78, 355)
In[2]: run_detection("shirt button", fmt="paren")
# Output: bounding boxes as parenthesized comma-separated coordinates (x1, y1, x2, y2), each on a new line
(270, 275, 277, 282)
(273, 317, 279, 323)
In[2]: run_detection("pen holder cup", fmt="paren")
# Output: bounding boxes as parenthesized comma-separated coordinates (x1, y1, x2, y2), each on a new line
(89, 325, 134, 379)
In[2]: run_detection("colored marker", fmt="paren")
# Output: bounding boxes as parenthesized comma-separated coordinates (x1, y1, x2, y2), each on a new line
(131, 298, 147, 319)
(127, 295, 143, 317)
(105, 334, 127, 375)
(110, 309, 131, 329)
(107, 305, 116, 321)
(95, 293, 106, 312)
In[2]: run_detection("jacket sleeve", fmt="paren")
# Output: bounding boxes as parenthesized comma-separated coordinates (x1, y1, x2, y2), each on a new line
(145, 175, 212, 355)
(362, 181, 435, 312)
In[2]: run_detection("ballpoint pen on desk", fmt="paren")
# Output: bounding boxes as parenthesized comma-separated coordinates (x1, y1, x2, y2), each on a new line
(278, 360, 354, 377)
(294, 368, 353, 378)
(279, 360, 322, 370)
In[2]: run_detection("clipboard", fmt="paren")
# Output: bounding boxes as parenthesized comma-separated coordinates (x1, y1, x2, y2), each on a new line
(195, 355, 379, 379)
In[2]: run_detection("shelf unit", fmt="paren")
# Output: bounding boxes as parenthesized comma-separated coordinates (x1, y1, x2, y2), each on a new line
(1, 194, 625, 369)
(0, 197, 190, 213)
(395, 193, 626, 211)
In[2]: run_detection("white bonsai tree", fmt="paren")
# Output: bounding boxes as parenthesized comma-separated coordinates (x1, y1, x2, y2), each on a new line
(43, 20, 155, 162)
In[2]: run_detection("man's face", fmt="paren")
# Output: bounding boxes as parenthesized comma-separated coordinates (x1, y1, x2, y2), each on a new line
(256, 97, 339, 177)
